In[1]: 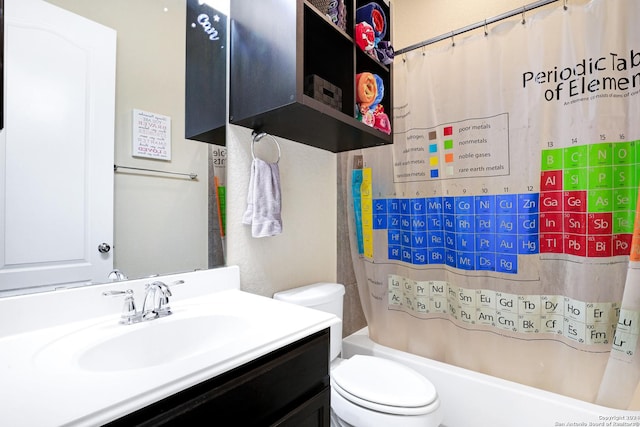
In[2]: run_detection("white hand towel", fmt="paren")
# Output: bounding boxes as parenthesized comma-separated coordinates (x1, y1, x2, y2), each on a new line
(242, 158, 282, 237)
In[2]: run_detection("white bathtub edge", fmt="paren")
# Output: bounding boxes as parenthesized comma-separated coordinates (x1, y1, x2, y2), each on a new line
(342, 327, 639, 427)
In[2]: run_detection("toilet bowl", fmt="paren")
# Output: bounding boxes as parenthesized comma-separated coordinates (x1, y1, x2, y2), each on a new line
(273, 283, 442, 427)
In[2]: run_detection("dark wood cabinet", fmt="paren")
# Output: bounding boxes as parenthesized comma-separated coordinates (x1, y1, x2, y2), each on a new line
(185, 0, 227, 145)
(229, 0, 393, 153)
(105, 329, 331, 427)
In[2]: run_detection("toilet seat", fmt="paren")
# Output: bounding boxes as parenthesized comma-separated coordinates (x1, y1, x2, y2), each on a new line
(330, 355, 439, 416)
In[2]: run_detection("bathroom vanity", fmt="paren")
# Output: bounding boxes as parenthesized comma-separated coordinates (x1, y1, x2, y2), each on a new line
(106, 329, 330, 426)
(0, 266, 338, 426)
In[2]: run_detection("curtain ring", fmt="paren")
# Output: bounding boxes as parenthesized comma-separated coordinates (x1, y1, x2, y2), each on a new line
(251, 131, 281, 164)
(422, 46, 426, 56)
(521, 6, 526, 24)
(563, 0, 568, 10)
(451, 31, 455, 47)
(484, 19, 488, 36)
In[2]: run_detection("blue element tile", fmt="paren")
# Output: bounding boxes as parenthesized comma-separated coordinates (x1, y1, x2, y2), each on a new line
(497, 214, 517, 234)
(475, 195, 496, 214)
(412, 248, 428, 265)
(400, 199, 412, 215)
(475, 233, 495, 252)
(400, 215, 411, 231)
(455, 196, 475, 214)
(373, 214, 388, 229)
(496, 194, 518, 214)
(427, 214, 443, 230)
(456, 252, 475, 270)
(401, 247, 413, 263)
(430, 169, 439, 178)
(443, 197, 455, 214)
(388, 230, 401, 245)
(495, 254, 518, 274)
(401, 231, 412, 246)
(476, 253, 496, 271)
(445, 250, 457, 267)
(411, 198, 426, 214)
(518, 193, 539, 213)
(388, 214, 401, 230)
(412, 232, 428, 248)
(388, 245, 402, 260)
(410, 215, 428, 232)
(426, 197, 443, 213)
(443, 215, 456, 232)
(456, 215, 475, 233)
(518, 235, 539, 254)
(444, 232, 457, 250)
(456, 233, 474, 251)
(373, 199, 388, 214)
(428, 231, 445, 247)
(428, 248, 446, 264)
(496, 234, 518, 254)
(476, 214, 496, 233)
(388, 198, 400, 214)
(517, 214, 539, 234)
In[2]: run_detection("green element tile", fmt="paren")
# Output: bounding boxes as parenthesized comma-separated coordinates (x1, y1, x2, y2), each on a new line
(588, 189, 613, 212)
(613, 210, 635, 234)
(563, 168, 588, 191)
(588, 166, 613, 189)
(541, 148, 563, 171)
(613, 165, 636, 188)
(444, 139, 454, 150)
(613, 142, 634, 165)
(588, 143, 613, 166)
(613, 187, 637, 211)
(563, 145, 588, 168)
(635, 141, 640, 165)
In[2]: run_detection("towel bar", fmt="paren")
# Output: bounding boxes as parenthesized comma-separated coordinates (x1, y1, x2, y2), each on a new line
(251, 131, 281, 164)
(114, 165, 197, 180)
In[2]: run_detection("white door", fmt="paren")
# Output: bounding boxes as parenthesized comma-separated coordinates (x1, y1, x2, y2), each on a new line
(0, 0, 116, 292)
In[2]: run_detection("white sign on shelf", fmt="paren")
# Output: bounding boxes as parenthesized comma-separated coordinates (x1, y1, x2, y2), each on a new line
(132, 109, 171, 160)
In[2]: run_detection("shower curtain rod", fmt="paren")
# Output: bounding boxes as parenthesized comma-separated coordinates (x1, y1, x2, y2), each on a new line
(395, 0, 561, 55)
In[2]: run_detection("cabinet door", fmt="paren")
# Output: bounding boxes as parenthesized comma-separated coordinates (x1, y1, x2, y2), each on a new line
(105, 329, 330, 427)
(272, 386, 330, 427)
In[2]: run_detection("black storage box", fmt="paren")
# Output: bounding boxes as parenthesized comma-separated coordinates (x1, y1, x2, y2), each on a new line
(304, 74, 343, 111)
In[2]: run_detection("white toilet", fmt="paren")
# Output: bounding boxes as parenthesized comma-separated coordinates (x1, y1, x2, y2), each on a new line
(273, 283, 443, 427)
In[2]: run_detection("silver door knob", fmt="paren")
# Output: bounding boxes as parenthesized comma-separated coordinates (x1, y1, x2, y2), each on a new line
(98, 243, 111, 253)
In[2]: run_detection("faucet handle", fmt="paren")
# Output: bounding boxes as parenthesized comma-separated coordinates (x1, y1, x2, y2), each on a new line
(103, 289, 138, 324)
(150, 281, 173, 316)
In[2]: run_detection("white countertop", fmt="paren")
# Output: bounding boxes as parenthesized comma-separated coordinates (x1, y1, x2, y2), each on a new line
(0, 267, 338, 426)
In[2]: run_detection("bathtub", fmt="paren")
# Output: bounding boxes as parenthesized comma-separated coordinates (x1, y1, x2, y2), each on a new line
(342, 328, 640, 427)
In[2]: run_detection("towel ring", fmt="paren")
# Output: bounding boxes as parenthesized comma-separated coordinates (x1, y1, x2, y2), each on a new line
(251, 131, 281, 164)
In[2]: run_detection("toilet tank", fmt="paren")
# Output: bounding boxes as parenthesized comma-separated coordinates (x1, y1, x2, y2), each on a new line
(273, 283, 345, 361)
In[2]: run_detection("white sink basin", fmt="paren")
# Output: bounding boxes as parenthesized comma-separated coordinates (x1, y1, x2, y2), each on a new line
(34, 312, 252, 372)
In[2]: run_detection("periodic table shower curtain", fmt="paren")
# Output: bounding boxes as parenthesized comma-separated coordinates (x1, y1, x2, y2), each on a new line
(344, 0, 640, 408)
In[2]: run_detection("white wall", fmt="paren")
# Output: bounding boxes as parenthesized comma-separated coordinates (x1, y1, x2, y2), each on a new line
(393, 0, 588, 51)
(226, 126, 338, 297)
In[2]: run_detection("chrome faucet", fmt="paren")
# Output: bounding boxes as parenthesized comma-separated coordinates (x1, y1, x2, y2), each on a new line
(141, 281, 174, 320)
(103, 280, 184, 324)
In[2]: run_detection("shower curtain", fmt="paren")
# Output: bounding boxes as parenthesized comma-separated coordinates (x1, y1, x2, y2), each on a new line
(344, 0, 640, 409)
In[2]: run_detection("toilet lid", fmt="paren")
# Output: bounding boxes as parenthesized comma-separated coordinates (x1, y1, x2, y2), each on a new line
(331, 355, 438, 415)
